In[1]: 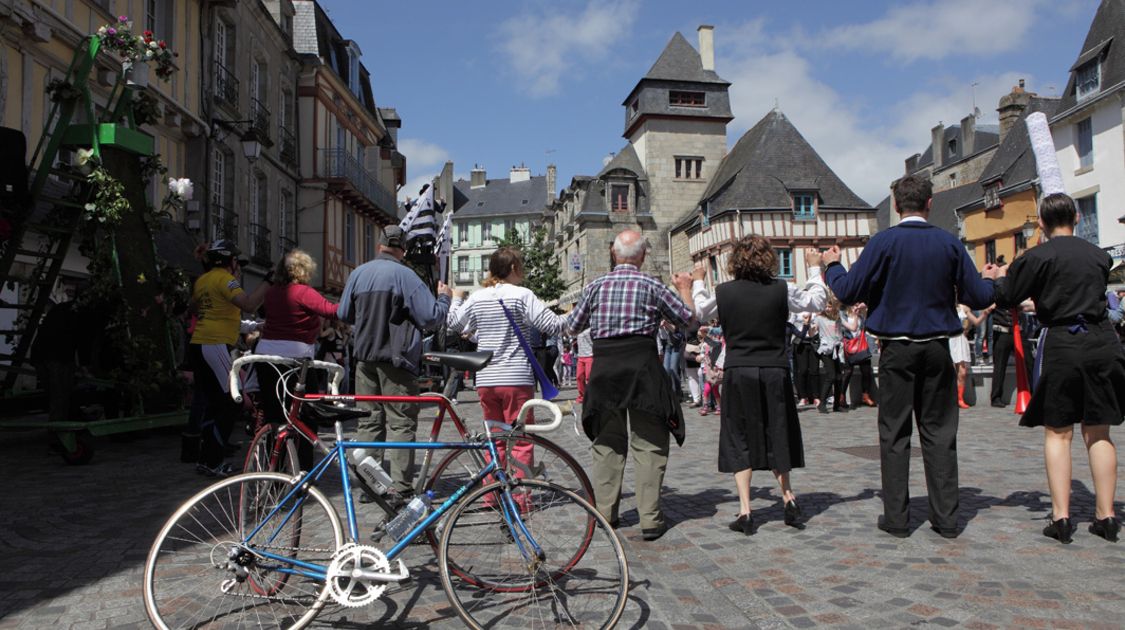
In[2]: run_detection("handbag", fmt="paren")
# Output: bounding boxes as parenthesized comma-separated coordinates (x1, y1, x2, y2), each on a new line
(842, 328, 870, 363)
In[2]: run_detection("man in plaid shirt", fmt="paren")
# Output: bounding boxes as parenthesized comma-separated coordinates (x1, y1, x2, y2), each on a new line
(567, 229, 695, 540)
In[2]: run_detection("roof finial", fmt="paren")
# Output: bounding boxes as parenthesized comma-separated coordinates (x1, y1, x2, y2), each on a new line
(773, 98, 780, 112)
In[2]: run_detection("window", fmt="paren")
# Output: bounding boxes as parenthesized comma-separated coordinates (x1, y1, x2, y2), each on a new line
(793, 194, 815, 220)
(279, 189, 294, 255)
(1077, 118, 1093, 169)
(776, 248, 793, 278)
(984, 185, 1002, 210)
(1076, 60, 1101, 100)
(282, 13, 293, 36)
(503, 219, 515, 238)
(949, 172, 958, 185)
(482, 221, 492, 243)
(457, 255, 468, 272)
(669, 91, 705, 107)
(1076, 195, 1099, 244)
(947, 137, 957, 159)
(479, 255, 490, 275)
(1014, 231, 1028, 253)
(145, 0, 172, 42)
(457, 223, 468, 245)
(211, 148, 225, 207)
(250, 59, 263, 102)
(610, 184, 629, 211)
(629, 99, 638, 117)
(254, 174, 267, 227)
(674, 157, 703, 180)
(344, 211, 356, 263)
(985, 239, 996, 264)
(709, 255, 719, 283)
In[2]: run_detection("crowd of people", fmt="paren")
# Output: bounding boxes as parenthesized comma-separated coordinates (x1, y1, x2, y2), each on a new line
(180, 173, 1123, 545)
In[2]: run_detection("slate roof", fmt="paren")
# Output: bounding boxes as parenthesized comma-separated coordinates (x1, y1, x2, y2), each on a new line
(291, 1, 383, 125)
(597, 144, 645, 178)
(913, 124, 1000, 172)
(929, 183, 982, 235)
(452, 176, 549, 218)
(642, 32, 729, 85)
(697, 109, 871, 216)
(874, 195, 892, 232)
(1057, 0, 1125, 115)
(977, 97, 1063, 187)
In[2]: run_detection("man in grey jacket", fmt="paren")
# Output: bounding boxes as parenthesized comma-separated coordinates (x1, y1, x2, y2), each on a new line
(338, 225, 452, 499)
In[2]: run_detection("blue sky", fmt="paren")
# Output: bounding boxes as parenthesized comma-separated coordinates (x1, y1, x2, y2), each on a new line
(321, 0, 1100, 206)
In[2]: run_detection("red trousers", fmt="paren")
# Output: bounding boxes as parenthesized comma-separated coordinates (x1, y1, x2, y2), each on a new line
(477, 385, 536, 479)
(576, 357, 594, 403)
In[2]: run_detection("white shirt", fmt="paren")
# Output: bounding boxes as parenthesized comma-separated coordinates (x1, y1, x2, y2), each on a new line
(691, 266, 827, 322)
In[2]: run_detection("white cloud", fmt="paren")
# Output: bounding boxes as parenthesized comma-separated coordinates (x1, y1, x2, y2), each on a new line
(720, 22, 1035, 204)
(820, 0, 1043, 63)
(496, 0, 639, 97)
(396, 138, 451, 203)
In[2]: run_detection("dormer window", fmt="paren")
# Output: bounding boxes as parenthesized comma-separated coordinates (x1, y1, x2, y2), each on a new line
(610, 184, 630, 211)
(1076, 60, 1101, 100)
(629, 99, 639, 117)
(792, 193, 816, 220)
(947, 137, 958, 158)
(984, 184, 1003, 210)
(669, 91, 705, 107)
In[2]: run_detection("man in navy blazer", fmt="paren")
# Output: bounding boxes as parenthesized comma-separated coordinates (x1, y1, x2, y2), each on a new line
(821, 175, 1003, 539)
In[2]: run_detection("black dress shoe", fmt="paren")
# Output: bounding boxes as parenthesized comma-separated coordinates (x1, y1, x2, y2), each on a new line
(783, 500, 804, 527)
(877, 516, 910, 538)
(1089, 516, 1120, 542)
(729, 513, 755, 535)
(641, 525, 667, 541)
(930, 525, 959, 539)
(1043, 516, 1074, 544)
(608, 519, 621, 529)
(990, 400, 1007, 408)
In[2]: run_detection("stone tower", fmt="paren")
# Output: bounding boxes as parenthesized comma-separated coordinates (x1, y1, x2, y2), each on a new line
(622, 26, 732, 235)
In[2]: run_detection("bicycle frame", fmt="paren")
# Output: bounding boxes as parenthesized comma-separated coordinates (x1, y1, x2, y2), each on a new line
(242, 420, 544, 584)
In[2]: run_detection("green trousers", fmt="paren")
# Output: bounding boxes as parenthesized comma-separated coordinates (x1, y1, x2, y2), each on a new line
(590, 407, 670, 531)
(355, 361, 419, 495)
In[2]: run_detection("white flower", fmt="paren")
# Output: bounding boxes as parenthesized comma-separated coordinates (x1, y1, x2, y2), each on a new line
(168, 178, 194, 201)
(149, 41, 159, 49)
(77, 148, 95, 166)
(97, 26, 107, 36)
(145, 49, 154, 59)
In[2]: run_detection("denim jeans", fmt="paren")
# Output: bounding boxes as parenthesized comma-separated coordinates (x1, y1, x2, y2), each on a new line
(663, 348, 683, 398)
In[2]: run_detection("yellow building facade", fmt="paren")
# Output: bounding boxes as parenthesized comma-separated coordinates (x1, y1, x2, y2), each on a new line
(961, 188, 1041, 268)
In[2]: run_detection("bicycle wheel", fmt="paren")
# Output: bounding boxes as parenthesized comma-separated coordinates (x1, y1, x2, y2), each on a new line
(144, 472, 344, 630)
(425, 433, 594, 504)
(244, 423, 300, 476)
(438, 479, 628, 629)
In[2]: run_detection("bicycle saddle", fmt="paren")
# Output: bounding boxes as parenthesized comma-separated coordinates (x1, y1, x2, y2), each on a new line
(300, 401, 371, 423)
(422, 351, 493, 372)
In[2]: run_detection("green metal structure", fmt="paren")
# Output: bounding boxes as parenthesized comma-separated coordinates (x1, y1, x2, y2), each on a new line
(0, 36, 186, 463)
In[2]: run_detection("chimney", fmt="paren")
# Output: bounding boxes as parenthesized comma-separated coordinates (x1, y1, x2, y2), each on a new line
(546, 164, 557, 204)
(905, 153, 920, 175)
(697, 25, 715, 72)
(509, 164, 530, 183)
(960, 114, 976, 158)
(931, 123, 945, 169)
(470, 164, 486, 189)
(997, 79, 1033, 143)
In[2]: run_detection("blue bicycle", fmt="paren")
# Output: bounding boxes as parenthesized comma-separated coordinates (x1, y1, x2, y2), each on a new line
(142, 359, 628, 629)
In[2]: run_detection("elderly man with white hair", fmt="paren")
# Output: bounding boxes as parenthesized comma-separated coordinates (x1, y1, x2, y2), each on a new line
(566, 229, 695, 541)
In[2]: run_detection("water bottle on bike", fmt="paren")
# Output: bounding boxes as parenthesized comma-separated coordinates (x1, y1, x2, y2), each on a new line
(350, 449, 395, 496)
(385, 491, 434, 542)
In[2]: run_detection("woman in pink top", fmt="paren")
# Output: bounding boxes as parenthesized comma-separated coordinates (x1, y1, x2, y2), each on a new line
(255, 249, 338, 429)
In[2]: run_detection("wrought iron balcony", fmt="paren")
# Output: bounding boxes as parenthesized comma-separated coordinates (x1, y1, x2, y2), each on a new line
(278, 126, 297, 167)
(209, 205, 238, 242)
(454, 271, 477, 284)
(278, 235, 298, 257)
(214, 62, 239, 108)
(248, 222, 272, 266)
(318, 148, 397, 217)
(250, 97, 271, 141)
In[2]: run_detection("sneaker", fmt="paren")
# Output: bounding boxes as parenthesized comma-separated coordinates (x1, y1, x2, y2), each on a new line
(196, 462, 239, 477)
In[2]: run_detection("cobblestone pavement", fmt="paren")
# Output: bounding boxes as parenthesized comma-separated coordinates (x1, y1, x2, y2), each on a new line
(1, 386, 1123, 629)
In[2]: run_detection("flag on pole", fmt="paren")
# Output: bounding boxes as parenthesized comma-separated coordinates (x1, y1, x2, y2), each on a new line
(400, 184, 436, 244)
(436, 210, 453, 283)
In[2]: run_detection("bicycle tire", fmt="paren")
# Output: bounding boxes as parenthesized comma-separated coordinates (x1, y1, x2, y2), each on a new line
(438, 479, 628, 629)
(244, 423, 300, 476)
(143, 472, 344, 630)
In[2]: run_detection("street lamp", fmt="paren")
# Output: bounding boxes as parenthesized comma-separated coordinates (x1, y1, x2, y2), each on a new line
(1021, 216, 1038, 241)
(211, 118, 264, 162)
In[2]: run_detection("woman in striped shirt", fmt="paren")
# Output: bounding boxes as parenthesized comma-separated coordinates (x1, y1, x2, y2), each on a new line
(446, 247, 565, 477)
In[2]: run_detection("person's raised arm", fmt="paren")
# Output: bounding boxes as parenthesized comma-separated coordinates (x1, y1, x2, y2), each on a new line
(565, 286, 594, 336)
(789, 249, 827, 313)
(231, 274, 270, 314)
(690, 265, 717, 321)
(298, 285, 339, 319)
(822, 244, 877, 306)
(525, 289, 565, 335)
(956, 246, 999, 310)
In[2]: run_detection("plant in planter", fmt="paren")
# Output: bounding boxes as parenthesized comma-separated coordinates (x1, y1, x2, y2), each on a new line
(131, 91, 163, 126)
(95, 15, 178, 83)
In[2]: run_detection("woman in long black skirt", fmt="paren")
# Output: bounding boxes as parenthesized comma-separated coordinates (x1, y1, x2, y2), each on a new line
(995, 193, 1125, 543)
(691, 236, 827, 534)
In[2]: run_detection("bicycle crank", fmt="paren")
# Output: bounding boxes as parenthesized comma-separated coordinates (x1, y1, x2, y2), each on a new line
(325, 543, 409, 608)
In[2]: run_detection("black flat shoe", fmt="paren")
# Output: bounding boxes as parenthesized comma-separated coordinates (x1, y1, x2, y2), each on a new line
(1043, 516, 1074, 544)
(641, 525, 667, 541)
(1089, 516, 1120, 542)
(877, 516, 910, 538)
(783, 500, 803, 527)
(729, 513, 755, 535)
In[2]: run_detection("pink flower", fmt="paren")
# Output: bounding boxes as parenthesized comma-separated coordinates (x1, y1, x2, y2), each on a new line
(118, 15, 128, 22)
(106, 27, 116, 35)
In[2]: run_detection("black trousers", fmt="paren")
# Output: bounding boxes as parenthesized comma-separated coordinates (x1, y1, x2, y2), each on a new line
(794, 343, 820, 400)
(818, 353, 844, 408)
(989, 330, 1034, 404)
(843, 358, 876, 406)
(877, 340, 959, 530)
(257, 362, 319, 470)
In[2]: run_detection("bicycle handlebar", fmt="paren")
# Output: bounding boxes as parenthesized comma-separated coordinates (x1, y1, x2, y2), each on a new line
(515, 399, 563, 434)
(228, 354, 344, 404)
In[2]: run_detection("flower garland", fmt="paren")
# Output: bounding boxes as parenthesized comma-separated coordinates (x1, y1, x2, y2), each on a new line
(96, 15, 177, 80)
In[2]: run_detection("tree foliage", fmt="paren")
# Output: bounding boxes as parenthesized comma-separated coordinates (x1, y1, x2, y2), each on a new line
(496, 225, 566, 302)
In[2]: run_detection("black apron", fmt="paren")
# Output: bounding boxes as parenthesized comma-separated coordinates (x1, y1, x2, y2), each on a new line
(581, 335, 686, 446)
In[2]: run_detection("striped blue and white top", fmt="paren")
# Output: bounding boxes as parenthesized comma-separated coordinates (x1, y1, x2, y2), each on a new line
(447, 283, 564, 388)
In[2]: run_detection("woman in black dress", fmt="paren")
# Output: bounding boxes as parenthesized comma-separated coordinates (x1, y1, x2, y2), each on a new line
(994, 193, 1125, 544)
(691, 236, 826, 534)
